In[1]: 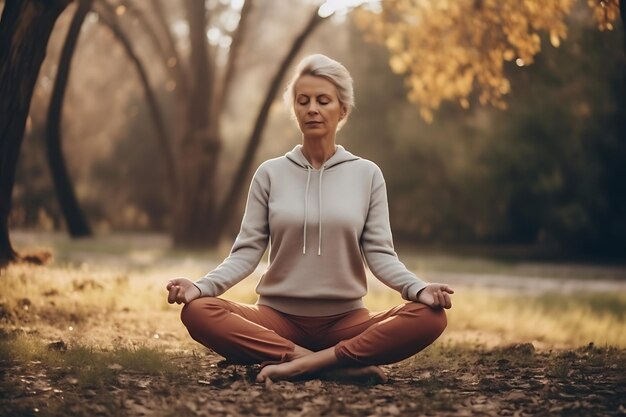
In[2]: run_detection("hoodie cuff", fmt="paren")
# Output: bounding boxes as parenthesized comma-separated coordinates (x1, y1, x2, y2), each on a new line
(193, 278, 217, 297)
(404, 281, 428, 302)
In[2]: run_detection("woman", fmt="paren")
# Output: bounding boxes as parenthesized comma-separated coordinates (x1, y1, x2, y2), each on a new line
(166, 54, 454, 383)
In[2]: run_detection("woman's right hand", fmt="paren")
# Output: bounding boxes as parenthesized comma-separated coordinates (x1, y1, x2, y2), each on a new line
(166, 278, 201, 305)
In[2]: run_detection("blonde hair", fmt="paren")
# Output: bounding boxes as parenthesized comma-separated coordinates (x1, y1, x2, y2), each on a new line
(283, 54, 355, 130)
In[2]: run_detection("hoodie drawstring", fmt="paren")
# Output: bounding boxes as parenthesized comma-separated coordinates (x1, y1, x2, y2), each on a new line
(318, 166, 325, 256)
(303, 166, 312, 254)
(302, 165, 325, 256)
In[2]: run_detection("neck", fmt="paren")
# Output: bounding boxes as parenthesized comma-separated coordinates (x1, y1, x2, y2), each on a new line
(301, 136, 337, 169)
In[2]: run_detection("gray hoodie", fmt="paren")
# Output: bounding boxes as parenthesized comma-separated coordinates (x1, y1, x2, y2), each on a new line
(194, 144, 427, 316)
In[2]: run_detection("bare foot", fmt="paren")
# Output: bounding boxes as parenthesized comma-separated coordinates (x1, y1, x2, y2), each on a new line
(256, 346, 385, 384)
(257, 361, 302, 382)
(257, 362, 388, 384)
(289, 344, 313, 361)
(321, 365, 388, 384)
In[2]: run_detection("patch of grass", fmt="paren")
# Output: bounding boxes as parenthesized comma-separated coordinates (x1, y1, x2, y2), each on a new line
(3, 232, 626, 351)
(533, 292, 626, 319)
(577, 343, 626, 368)
(397, 246, 626, 280)
(0, 263, 168, 324)
(111, 345, 179, 375)
(0, 335, 184, 389)
(0, 264, 131, 323)
(446, 289, 626, 348)
(549, 357, 573, 380)
(0, 333, 48, 364)
(406, 340, 484, 370)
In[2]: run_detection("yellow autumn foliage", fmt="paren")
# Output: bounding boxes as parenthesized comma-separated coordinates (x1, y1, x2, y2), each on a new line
(354, 0, 621, 121)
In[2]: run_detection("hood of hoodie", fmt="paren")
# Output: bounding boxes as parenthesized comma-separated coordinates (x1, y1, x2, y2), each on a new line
(284, 145, 360, 256)
(285, 144, 359, 170)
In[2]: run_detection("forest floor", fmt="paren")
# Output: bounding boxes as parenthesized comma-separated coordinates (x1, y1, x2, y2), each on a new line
(1, 231, 625, 417)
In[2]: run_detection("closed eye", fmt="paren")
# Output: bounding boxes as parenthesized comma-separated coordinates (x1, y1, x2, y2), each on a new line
(317, 94, 331, 105)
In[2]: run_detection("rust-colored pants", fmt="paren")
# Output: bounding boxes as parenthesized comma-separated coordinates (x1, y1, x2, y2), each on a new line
(180, 297, 447, 366)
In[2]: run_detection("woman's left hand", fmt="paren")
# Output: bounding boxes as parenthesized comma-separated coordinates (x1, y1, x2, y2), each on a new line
(417, 284, 454, 309)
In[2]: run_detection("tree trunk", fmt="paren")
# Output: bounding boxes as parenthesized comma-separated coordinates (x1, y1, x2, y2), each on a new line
(0, 0, 70, 267)
(172, 0, 221, 247)
(215, 10, 324, 239)
(619, 0, 626, 78)
(46, 0, 93, 238)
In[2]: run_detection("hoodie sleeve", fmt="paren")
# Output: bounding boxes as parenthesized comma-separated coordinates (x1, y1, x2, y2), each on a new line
(360, 166, 427, 301)
(194, 165, 270, 297)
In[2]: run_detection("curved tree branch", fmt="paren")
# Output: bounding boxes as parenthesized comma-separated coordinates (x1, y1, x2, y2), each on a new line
(120, 0, 189, 101)
(153, 0, 188, 98)
(211, 0, 254, 124)
(96, 0, 180, 194)
(215, 9, 325, 235)
(46, 0, 94, 237)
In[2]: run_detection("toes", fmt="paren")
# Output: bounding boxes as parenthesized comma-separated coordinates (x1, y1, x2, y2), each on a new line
(373, 367, 388, 383)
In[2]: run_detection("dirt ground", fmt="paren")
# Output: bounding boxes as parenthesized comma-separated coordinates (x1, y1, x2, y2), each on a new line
(1, 233, 625, 416)
(1, 339, 625, 417)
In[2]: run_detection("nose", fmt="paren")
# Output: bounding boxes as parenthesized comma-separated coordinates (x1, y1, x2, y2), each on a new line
(307, 101, 319, 114)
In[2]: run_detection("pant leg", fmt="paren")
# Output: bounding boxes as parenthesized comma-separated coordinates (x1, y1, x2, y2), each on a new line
(329, 302, 447, 366)
(180, 297, 305, 364)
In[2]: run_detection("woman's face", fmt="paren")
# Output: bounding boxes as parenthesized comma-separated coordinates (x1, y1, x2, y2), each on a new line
(293, 75, 346, 138)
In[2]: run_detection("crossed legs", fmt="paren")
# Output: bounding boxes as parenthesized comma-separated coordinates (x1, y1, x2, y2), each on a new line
(180, 297, 447, 382)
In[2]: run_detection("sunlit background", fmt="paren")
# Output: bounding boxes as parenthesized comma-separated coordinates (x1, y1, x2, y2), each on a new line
(9, 0, 625, 260)
(2, 0, 625, 351)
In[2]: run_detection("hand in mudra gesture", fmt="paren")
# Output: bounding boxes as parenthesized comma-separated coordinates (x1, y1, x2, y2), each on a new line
(417, 284, 454, 309)
(166, 278, 201, 305)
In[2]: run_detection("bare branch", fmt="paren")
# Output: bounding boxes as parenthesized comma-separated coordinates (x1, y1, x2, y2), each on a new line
(123, 1, 190, 100)
(95, 0, 180, 193)
(46, 0, 94, 237)
(211, 0, 253, 125)
(216, 8, 325, 233)
(153, 0, 188, 97)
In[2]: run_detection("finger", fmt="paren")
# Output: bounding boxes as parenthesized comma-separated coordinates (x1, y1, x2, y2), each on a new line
(166, 279, 181, 291)
(167, 286, 178, 304)
(178, 286, 190, 304)
(438, 285, 454, 294)
(443, 293, 452, 309)
(439, 291, 448, 308)
(436, 291, 446, 307)
(444, 286, 455, 294)
(175, 286, 185, 304)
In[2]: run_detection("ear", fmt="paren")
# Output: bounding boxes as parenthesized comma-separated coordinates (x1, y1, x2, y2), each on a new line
(339, 104, 348, 120)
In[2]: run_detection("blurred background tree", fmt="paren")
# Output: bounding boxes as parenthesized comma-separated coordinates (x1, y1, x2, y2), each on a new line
(4, 0, 625, 262)
(345, 0, 625, 258)
(41, 0, 324, 248)
(0, 0, 71, 266)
